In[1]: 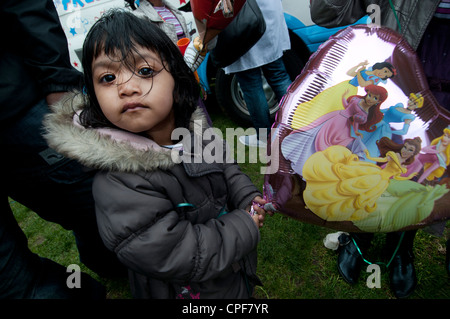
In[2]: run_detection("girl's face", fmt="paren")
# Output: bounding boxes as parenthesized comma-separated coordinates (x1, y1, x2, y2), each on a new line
(374, 67, 393, 79)
(364, 92, 381, 107)
(401, 142, 416, 159)
(92, 45, 176, 145)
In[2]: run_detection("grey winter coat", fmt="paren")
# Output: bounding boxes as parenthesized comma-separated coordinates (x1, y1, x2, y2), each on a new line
(310, 0, 441, 50)
(43, 92, 262, 299)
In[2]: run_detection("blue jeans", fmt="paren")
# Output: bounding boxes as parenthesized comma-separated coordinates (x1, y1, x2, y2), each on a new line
(0, 99, 123, 298)
(235, 57, 292, 136)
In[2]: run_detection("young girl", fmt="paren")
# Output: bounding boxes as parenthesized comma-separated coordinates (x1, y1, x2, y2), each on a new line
(44, 9, 266, 299)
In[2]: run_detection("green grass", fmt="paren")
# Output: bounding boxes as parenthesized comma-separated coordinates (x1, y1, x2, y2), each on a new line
(10, 105, 450, 300)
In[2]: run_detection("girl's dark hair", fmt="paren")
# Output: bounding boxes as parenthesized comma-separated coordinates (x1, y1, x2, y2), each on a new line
(80, 9, 199, 130)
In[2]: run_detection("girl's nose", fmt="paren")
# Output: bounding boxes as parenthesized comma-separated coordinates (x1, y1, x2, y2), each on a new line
(118, 73, 142, 97)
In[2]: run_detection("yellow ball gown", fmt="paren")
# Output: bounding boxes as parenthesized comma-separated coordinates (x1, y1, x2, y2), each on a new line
(302, 145, 449, 232)
(302, 145, 412, 221)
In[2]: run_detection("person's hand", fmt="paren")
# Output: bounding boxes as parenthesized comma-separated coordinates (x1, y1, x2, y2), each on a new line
(214, 0, 234, 17)
(251, 213, 264, 229)
(248, 196, 273, 228)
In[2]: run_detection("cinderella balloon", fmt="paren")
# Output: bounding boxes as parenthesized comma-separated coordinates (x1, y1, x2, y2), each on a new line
(264, 25, 450, 233)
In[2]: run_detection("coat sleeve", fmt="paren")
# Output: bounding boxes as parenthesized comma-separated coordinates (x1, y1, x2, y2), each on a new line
(1, 0, 82, 94)
(310, 0, 371, 27)
(223, 162, 262, 210)
(92, 171, 260, 283)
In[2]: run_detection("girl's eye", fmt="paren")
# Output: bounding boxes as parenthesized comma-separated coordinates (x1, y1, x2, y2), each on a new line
(101, 74, 116, 83)
(138, 67, 155, 77)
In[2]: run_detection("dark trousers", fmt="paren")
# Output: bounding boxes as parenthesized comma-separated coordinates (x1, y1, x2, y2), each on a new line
(351, 230, 417, 258)
(235, 57, 292, 134)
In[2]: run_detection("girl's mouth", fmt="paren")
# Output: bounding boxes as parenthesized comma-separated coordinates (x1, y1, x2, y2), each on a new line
(122, 102, 147, 113)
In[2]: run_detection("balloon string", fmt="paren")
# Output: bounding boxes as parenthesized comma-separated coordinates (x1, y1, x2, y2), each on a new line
(388, 0, 402, 33)
(351, 232, 405, 269)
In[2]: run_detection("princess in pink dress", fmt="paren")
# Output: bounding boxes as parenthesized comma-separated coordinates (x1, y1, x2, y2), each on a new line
(282, 85, 388, 176)
(406, 126, 450, 184)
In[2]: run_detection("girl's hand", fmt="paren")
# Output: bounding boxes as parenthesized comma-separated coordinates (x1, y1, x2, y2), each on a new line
(252, 213, 264, 229)
(247, 196, 271, 228)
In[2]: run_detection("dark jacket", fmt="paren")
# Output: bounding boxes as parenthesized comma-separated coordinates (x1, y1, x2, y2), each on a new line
(0, 0, 82, 124)
(43, 92, 262, 299)
(310, 0, 441, 50)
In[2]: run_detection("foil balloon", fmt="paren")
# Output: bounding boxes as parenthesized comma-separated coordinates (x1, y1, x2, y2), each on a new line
(264, 25, 450, 233)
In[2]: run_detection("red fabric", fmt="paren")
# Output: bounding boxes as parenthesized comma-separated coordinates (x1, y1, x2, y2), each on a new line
(190, 0, 246, 30)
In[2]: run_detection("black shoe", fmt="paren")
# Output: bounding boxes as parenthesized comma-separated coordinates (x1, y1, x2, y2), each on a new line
(337, 234, 363, 284)
(389, 250, 417, 299)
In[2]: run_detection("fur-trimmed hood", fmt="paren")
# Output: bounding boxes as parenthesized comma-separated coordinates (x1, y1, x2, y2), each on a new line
(43, 91, 209, 173)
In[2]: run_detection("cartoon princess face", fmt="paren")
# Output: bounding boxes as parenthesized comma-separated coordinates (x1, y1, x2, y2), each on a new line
(442, 130, 450, 146)
(372, 67, 394, 80)
(400, 141, 418, 161)
(407, 93, 424, 110)
(364, 92, 382, 107)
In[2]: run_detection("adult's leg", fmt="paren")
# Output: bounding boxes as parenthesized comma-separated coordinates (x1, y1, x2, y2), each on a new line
(235, 67, 271, 135)
(0, 195, 105, 299)
(386, 230, 417, 298)
(261, 56, 292, 102)
(1, 99, 124, 277)
(337, 232, 374, 284)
